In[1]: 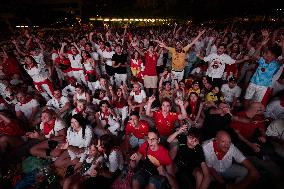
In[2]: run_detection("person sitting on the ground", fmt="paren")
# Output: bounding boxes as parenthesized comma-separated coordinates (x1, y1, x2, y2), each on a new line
(29, 109, 67, 159)
(0, 111, 25, 155)
(15, 91, 40, 126)
(130, 129, 178, 189)
(184, 92, 204, 128)
(128, 82, 147, 114)
(46, 88, 71, 118)
(221, 77, 242, 109)
(205, 86, 224, 108)
(167, 126, 211, 189)
(266, 118, 284, 158)
(63, 139, 104, 189)
(230, 102, 272, 157)
(125, 111, 149, 152)
(264, 96, 284, 120)
(202, 130, 260, 189)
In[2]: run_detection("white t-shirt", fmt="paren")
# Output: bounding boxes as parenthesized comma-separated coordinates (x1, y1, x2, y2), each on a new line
(15, 99, 39, 120)
(264, 98, 284, 119)
(221, 84, 241, 103)
(204, 53, 236, 78)
(62, 85, 76, 97)
(67, 53, 82, 69)
(39, 118, 66, 138)
(102, 50, 115, 66)
(67, 125, 93, 162)
(25, 65, 49, 82)
(202, 139, 246, 173)
(91, 51, 99, 61)
(67, 125, 93, 148)
(46, 96, 69, 112)
(129, 90, 146, 104)
(266, 119, 284, 140)
(33, 53, 45, 66)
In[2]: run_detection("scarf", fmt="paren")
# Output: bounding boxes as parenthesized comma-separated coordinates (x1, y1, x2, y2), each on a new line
(43, 119, 56, 136)
(213, 140, 226, 160)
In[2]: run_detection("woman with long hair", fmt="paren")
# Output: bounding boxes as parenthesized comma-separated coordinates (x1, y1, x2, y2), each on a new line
(55, 114, 93, 170)
(81, 50, 98, 94)
(23, 55, 54, 101)
(184, 92, 204, 128)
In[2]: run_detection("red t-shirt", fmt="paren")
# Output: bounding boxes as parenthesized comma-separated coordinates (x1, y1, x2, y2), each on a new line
(138, 142, 173, 166)
(144, 52, 157, 76)
(153, 110, 179, 136)
(125, 120, 149, 139)
(230, 111, 265, 139)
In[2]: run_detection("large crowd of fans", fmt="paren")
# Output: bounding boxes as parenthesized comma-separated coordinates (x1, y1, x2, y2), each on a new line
(0, 23, 284, 189)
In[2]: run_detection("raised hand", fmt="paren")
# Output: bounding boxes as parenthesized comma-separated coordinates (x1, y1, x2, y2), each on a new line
(148, 95, 156, 103)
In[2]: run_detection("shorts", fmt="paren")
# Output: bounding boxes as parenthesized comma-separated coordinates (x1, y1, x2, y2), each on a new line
(144, 75, 158, 88)
(244, 82, 269, 103)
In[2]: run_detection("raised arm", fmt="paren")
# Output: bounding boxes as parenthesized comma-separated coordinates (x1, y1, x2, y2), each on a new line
(60, 42, 67, 56)
(252, 30, 270, 60)
(72, 42, 81, 54)
(184, 29, 206, 52)
(131, 42, 145, 57)
(146, 95, 156, 117)
(35, 38, 44, 54)
(247, 33, 255, 50)
(11, 39, 26, 56)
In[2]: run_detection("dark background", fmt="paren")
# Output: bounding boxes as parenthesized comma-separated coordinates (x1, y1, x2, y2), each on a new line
(0, 0, 283, 28)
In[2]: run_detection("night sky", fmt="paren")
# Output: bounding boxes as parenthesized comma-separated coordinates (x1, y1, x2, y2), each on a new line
(0, 0, 283, 25)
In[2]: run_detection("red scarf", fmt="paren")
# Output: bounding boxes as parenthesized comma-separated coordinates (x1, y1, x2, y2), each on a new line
(33, 79, 54, 94)
(134, 89, 141, 95)
(43, 119, 56, 136)
(213, 140, 226, 160)
(75, 107, 82, 114)
(189, 100, 197, 117)
(102, 111, 110, 124)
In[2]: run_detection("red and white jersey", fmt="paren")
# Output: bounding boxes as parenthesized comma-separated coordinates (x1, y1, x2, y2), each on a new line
(39, 118, 66, 139)
(25, 65, 48, 82)
(67, 52, 82, 69)
(15, 99, 39, 120)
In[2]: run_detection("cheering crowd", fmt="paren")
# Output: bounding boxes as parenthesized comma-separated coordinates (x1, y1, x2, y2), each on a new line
(0, 23, 284, 189)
